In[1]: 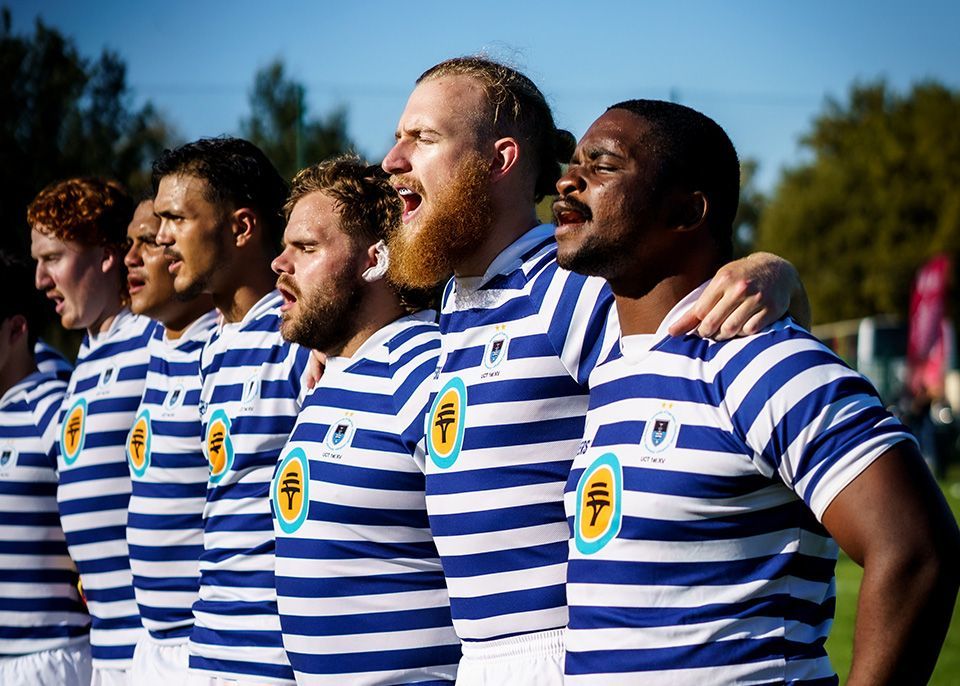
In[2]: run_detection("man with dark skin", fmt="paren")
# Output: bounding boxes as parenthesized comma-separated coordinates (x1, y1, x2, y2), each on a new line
(554, 99, 960, 685)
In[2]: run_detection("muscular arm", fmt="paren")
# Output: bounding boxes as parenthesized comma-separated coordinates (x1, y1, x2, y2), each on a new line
(668, 252, 811, 338)
(821, 442, 960, 685)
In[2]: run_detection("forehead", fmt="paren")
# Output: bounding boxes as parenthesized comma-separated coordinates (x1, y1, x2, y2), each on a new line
(284, 191, 344, 241)
(578, 109, 652, 158)
(399, 75, 488, 136)
(30, 227, 84, 254)
(155, 173, 213, 209)
(127, 201, 159, 235)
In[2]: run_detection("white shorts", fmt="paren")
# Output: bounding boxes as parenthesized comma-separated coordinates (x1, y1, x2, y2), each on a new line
(0, 639, 92, 686)
(133, 637, 190, 684)
(92, 665, 132, 686)
(456, 629, 564, 686)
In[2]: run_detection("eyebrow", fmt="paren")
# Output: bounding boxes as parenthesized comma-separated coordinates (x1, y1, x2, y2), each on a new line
(583, 145, 626, 161)
(395, 125, 442, 140)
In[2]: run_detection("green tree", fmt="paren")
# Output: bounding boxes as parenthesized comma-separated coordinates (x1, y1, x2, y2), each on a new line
(241, 59, 354, 181)
(757, 81, 960, 324)
(0, 8, 176, 257)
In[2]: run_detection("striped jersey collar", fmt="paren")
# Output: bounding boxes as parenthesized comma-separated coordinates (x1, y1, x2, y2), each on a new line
(0, 370, 53, 408)
(160, 309, 219, 346)
(454, 223, 556, 292)
(217, 289, 282, 333)
(83, 307, 138, 350)
(619, 280, 710, 364)
(323, 309, 438, 375)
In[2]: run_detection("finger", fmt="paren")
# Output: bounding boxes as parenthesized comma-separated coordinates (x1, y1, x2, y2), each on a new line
(670, 284, 723, 336)
(741, 308, 771, 336)
(668, 308, 703, 336)
(696, 287, 748, 339)
(716, 299, 765, 340)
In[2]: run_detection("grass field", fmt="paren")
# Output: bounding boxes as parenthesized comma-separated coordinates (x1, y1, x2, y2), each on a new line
(826, 475, 960, 684)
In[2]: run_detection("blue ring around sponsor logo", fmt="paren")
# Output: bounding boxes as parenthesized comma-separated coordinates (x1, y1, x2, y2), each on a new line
(206, 408, 234, 484)
(126, 409, 152, 478)
(575, 452, 623, 555)
(427, 376, 467, 470)
(60, 397, 88, 466)
(273, 447, 310, 534)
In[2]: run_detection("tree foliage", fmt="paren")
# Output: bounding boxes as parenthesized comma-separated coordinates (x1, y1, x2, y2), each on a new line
(241, 59, 354, 182)
(0, 8, 175, 257)
(757, 81, 960, 324)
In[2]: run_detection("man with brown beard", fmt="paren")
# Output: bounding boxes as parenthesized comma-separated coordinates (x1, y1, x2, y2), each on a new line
(381, 56, 809, 685)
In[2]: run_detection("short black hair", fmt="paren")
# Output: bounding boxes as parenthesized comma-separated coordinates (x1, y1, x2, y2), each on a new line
(151, 137, 288, 250)
(0, 251, 46, 348)
(608, 99, 739, 262)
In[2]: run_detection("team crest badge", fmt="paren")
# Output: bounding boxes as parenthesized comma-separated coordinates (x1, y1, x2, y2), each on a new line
(575, 452, 623, 555)
(273, 447, 309, 534)
(99, 365, 118, 388)
(642, 409, 679, 453)
(241, 374, 260, 406)
(126, 409, 152, 478)
(60, 398, 88, 465)
(483, 327, 509, 369)
(427, 377, 467, 469)
(205, 409, 234, 483)
(324, 416, 355, 451)
(164, 385, 185, 410)
(0, 446, 16, 470)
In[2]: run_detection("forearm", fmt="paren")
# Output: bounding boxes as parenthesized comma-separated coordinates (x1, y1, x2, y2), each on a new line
(847, 548, 958, 685)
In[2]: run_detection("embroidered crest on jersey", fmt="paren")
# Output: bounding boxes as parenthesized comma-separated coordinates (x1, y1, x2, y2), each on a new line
(60, 398, 87, 465)
(99, 364, 118, 388)
(126, 409, 152, 477)
(642, 408, 679, 453)
(241, 374, 260, 406)
(273, 447, 309, 534)
(427, 376, 467, 469)
(324, 416, 355, 451)
(205, 409, 234, 483)
(164, 385, 185, 410)
(0, 445, 16, 471)
(483, 326, 509, 369)
(575, 452, 623, 555)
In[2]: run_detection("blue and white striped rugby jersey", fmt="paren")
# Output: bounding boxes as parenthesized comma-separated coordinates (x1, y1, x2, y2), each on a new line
(273, 311, 460, 685)
(190, 291, 309, 684)
(126, 310, 218, 642)
(35, 339, 73, 382)
(1, 371, 89, 656)
(424, 224, 618, 642)
(564, 285, 915, 685)
(56, 308, 155, 669)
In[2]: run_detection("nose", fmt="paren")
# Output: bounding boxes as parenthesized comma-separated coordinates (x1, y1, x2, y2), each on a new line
(271, 246, 292, 276)
(156, 219, 174, 247)
(124, 241, 142, 269)
(556, 166, 586, 197)
(35, 262, 53, 292)
(382, 140, 411, 175)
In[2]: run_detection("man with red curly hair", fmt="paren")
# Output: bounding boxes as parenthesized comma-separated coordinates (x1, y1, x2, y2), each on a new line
(29, 177, 154, 686)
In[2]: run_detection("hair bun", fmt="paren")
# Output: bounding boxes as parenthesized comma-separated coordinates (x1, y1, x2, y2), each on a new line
(553, 129, 576, 162)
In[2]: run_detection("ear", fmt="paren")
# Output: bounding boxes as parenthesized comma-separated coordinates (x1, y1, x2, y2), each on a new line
(7, 314, 28, 346)
(672, 191, 708, 233)
(490, 137, 521, 183)
(231, 208, 258, 248)
(100, 246, 118, 274)
(360, 240, 390, 283)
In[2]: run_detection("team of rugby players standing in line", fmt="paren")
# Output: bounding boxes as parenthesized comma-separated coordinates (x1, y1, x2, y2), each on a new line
(1, 57, 957, 686)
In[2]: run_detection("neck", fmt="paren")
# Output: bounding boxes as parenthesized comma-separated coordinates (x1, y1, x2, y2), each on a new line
(326, 288, 408, 360)
(215, 259, 277, 324)
(161, 295, 216, 340)
(453, 194, 540, 278)
(0, 348, 38, 399)
(88, 299, 125, 337)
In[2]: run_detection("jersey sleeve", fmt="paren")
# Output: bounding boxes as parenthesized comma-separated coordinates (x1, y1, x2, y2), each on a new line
(30, 378, 69, 471)
(722, 323, 917, 519)
(528, 261, 617, 387)
(287, 343, 313, 408)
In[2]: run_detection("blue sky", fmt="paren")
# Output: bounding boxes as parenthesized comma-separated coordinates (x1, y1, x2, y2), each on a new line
(10, 0, 960, 192)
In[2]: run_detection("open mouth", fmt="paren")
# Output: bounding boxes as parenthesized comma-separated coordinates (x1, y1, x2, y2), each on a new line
(47, 293, 65, 314)
(127, 274, 146, 294)
(394, 185, 423, 222)
(552, 199, 592, 229)
(277, 283, 298, 313)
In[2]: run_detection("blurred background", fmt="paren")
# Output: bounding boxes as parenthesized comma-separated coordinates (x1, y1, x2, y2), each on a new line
(3, 1, 959, 678)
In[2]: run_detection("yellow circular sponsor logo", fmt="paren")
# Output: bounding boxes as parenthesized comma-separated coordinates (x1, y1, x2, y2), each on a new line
(427, 377, 466, 469)
(126, 410, 152, 477)
(273, 448, 309, 534)
(575, 453, 623, 555)
(60, 398, 87, 465)
(205, 409, 233, 482)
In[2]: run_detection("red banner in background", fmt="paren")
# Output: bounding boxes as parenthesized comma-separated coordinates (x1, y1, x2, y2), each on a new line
(907, 254, 951, 398)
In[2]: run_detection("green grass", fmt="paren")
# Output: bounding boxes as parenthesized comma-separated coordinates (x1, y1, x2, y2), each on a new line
(826, 476, 960, 684)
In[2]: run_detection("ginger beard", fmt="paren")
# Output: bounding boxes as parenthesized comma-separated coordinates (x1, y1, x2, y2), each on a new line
(387, 154, 494, 289)
(278, 258, 364, 354)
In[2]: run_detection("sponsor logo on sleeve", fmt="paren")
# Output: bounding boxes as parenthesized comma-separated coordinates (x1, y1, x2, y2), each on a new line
(126, 409, 152, 478)
(427, 377, 467, 469)
(205, 409, 234, 483)
(575, 452, 623, 555)
(273, 447, 309, 534)
(60, 398, 88, 466)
